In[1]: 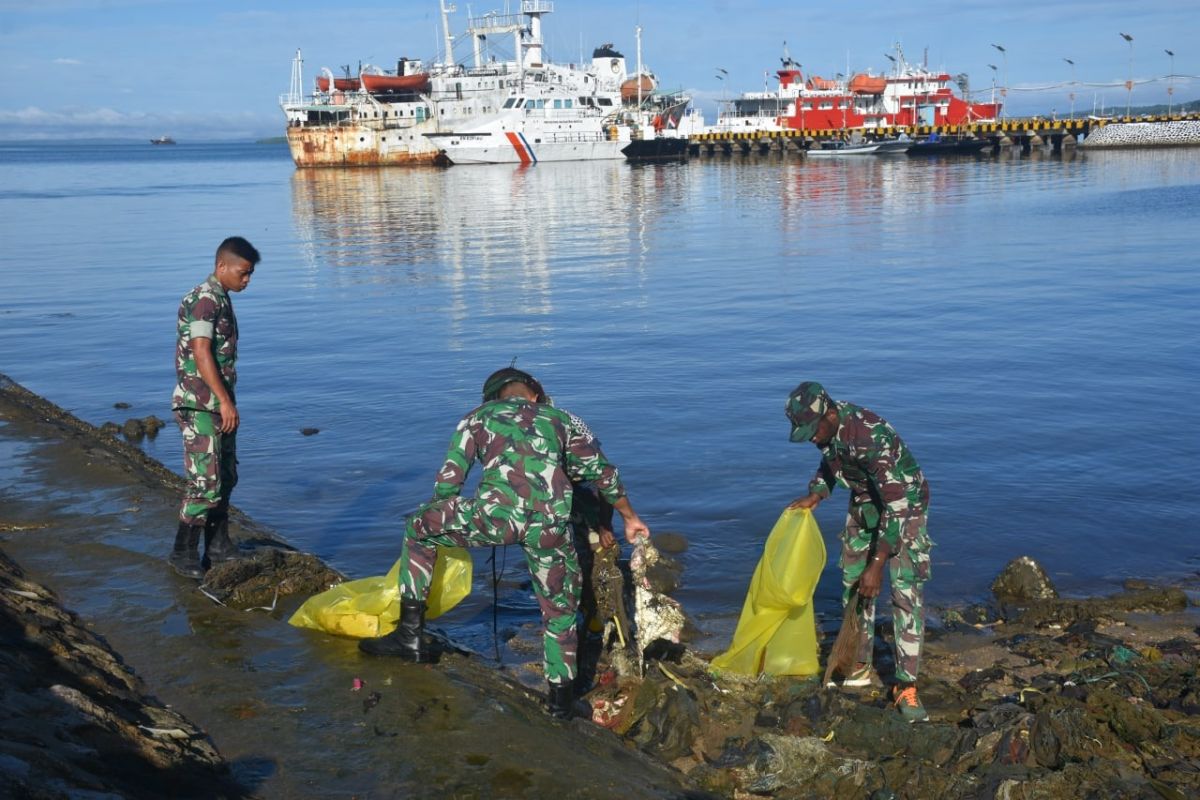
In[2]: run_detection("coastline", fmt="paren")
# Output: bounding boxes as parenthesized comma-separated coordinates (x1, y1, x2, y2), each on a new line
(2, 372, 1198, 798)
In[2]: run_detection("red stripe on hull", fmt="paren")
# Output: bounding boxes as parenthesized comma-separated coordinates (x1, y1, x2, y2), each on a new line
(505, 132, 532, 165)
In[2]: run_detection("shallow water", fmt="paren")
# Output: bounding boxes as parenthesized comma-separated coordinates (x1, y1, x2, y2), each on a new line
(2, 141, 1198, 649)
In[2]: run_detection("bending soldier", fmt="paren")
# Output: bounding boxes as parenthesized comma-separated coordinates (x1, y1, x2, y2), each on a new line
(169, 237, 259, 579)
(786, 381, 933, 723)
(360, 367, 649, 720)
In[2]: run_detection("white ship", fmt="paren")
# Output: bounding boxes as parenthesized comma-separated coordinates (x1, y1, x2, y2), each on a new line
(281, 1, 568, 167)
(426, 26, 689, 165)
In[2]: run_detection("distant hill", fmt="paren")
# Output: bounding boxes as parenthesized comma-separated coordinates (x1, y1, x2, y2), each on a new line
(255, 136, 287, 145)
(1037, 98, 1199, 118)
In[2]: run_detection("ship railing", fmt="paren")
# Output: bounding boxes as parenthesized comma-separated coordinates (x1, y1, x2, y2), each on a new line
(541, 130, 607, 144)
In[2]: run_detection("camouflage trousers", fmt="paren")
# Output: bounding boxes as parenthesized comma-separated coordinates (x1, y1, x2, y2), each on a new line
(839, 502, 932, 684)
(174, 409, 237, 526)
(401, 496, 580, 684)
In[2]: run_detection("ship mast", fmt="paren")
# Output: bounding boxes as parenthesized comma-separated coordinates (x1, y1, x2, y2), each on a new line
(636, 25, 643, 108)
(288, 49, 303, 104)
(439, 0, 457, 68)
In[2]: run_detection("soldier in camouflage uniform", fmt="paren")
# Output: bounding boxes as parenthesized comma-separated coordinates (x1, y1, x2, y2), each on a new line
(169, 237, 260, 579)
(786, 381, 933, 723)
(360, 367, 650, 720)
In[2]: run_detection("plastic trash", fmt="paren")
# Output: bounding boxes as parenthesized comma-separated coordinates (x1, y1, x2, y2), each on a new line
(288, 546, 472, 638)
(710, 508, 826, 677)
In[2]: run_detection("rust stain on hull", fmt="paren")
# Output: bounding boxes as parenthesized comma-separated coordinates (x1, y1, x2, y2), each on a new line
(286, 126, 441, 167)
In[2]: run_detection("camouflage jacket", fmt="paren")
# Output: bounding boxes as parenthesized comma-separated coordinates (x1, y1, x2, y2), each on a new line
(808, 401, 930, 548)
(172, 275, 237, 413)
(433, 398, 626, 522)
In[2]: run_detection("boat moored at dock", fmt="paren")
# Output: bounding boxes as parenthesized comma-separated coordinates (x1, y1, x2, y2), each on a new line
(710, 43, 1000, 135)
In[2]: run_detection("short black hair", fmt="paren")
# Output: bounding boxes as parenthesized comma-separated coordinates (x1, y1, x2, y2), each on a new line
(215, 236, 261, 266)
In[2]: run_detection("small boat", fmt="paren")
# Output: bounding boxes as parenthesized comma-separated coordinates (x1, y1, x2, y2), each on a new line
(622, 137, 688, 161)
(150, 136, 176, 145)
(907, 135, 992, 156)
(807, 138, 910, 157)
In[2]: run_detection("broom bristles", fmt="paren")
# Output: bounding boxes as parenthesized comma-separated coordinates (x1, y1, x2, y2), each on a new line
(824, 586, 862, 686)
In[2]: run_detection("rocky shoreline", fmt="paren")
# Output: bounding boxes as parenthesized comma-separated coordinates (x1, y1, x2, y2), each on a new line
(2, 372, 1198, 799)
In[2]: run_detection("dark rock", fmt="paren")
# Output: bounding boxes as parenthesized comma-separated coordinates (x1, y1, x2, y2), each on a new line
(650, 532, 688, 554)
(199, 548, 344, 610)
(992, 556, 1059, 603)
(960, 666, 1006, 694)
(300, 427, 320, 436)
(121, 418, 145, 439)
(141, 415, 165, 437)
(99, 421, 120, 437)
(0, 549, 235, 798)
(1018, 587, 1190, 628)
(113, 401, 132, 409)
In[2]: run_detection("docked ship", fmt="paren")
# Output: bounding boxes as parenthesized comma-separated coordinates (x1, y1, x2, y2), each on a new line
(280, 1, 680, 168)
(712, 44, 1000, 133)
(427, 28, 694, 165)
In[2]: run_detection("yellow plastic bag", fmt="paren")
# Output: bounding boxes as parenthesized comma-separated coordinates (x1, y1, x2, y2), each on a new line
(710, 508, 826, 677)
(288, 546, 472, 639)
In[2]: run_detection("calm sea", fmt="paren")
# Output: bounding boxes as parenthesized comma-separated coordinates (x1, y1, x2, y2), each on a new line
(1, 140, 1197, 641)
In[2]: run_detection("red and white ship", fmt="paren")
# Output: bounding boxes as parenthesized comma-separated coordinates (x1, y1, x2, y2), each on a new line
(713, 44, 1001, 133)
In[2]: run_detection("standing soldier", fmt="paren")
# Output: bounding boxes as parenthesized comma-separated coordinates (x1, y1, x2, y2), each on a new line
(169, 237, 259, 579)
(786, 381, 932, 723)
(360, 367, 650, 720)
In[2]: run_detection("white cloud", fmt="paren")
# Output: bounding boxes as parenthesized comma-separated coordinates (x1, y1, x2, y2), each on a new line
(53, 57, 83, 66)
(0, 105, 279, 141)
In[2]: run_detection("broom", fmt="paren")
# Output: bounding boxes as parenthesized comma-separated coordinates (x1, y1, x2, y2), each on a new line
(824, 581, 862, 687)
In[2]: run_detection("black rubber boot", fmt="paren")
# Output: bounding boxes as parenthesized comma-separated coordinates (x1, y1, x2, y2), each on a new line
(203, 513, 242, 566)
(547, 680, 590, 720)
(168, 522, 205, 579)
(358, 599, 440, 663)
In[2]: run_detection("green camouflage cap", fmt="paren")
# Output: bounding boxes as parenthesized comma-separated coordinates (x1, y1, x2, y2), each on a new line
(786, 381, 832, 442)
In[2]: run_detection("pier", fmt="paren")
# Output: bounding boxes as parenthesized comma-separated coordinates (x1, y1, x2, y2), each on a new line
(686, 113, 1200, 156)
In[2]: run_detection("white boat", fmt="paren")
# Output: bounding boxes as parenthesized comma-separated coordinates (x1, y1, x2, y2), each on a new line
(807, 138, 910, 157)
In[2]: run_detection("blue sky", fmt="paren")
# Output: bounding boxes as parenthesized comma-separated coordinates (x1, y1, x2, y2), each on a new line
(1, 0, 1195, 140)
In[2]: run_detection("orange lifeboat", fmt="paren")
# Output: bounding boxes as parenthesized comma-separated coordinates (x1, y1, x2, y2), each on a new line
(621, 73, 657, 102)
(849, 74, 887, 94)
(361, 72, 431, 94)
(806, 75, 839, 91)
(316, 76, 361, 92)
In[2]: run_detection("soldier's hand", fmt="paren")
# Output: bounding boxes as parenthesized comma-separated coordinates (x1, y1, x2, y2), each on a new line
(788, 493, 822, 510)
(859, 559, 885, 599)
(596, 526, 617, 550)
(622, 514, 650, 544)
(218, 403, 240, 433)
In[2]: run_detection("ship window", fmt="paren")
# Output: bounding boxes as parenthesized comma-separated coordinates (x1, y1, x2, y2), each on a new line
(819, 102, 833, 110)
(565, 99, 572, 109)
(553, 99, 562, 109)
(536, 99, 546, 109)
(597, 98, 613, 106)
(503, 98, 516, 108)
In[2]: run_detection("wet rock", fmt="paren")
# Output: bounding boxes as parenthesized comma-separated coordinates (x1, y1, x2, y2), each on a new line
(651, 532, 688, 554)
(142, 415, 165, 437)
(0, 548, 236, 798)
(99, 421, 121, 437)
(113, 401, 132, 409)
(1017, 587, 1189, 628)
(122, 418, 146, 439)
(199, 548, 344, 610)
(300, 427, 320, 436)
(992, 556, 1059, 603)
